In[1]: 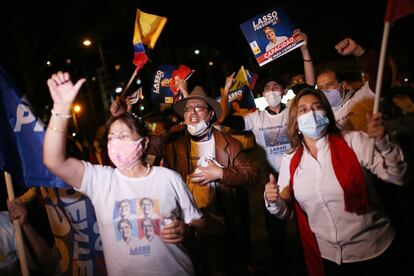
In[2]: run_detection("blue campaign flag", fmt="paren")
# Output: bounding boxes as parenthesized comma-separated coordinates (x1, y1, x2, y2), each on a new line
(0, 66, 70, 188)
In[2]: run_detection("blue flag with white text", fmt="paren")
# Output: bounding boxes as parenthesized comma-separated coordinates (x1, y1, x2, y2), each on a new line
(1, 66, 106, 275)
(0, 66, 70, 188)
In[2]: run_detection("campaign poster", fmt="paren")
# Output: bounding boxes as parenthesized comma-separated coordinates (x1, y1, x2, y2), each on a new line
(227, 66, 256, 110)
(240, 6, 304, 66)
(151, 64, 193, 104)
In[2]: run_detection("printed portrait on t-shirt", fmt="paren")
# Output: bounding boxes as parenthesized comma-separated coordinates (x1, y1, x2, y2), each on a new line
(262, 125, 290, 156)
(113, 198, 139, 241)
(137, 197, 161, 239)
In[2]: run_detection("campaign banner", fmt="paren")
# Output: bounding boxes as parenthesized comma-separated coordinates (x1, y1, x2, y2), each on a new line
(0, 66, 70, 188)
(227, 66, 256, 110)
(240, 6, 304, 66)
(151, 64, 193, 104)
(40, 187, 106, 276)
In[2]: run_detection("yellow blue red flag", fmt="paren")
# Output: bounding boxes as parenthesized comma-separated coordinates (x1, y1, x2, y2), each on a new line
(133, 9, 167, 70)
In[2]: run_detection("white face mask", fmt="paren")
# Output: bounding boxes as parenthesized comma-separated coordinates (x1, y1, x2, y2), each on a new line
(187, 120, 209, 136)
(322, 84, 342, 107)
(264, 91, 282, 107)
(297, 110, 329, 140)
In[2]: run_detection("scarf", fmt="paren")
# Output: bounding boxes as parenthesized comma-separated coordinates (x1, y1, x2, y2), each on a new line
(289, 134, 370, 276)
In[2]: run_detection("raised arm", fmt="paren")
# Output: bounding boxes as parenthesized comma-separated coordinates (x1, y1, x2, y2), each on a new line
(43, 71, 86, 189)
(293, 29, 315, 86)
(217, 72, 235, 124)
(335, 37, 392, 93)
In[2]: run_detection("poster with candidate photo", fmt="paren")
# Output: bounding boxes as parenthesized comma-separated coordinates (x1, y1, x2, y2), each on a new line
(151, 64, 193, 104)
(240, 6, 304, 67)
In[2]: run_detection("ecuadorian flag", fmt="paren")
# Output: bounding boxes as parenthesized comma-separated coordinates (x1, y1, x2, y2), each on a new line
(133, 9, 167, 69)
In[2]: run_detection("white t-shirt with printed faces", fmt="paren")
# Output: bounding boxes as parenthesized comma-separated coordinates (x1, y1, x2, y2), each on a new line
(77, 163, 202, 276)
(243, 108, 290, 173)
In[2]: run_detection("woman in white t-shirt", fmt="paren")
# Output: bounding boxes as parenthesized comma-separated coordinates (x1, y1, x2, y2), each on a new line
(43, 71, 204, 276)
(264, 88, 407, 276)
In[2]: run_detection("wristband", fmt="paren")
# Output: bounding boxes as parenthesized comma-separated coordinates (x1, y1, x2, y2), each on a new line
(51, 109, 72, 119)
(48, 126, 64, 133)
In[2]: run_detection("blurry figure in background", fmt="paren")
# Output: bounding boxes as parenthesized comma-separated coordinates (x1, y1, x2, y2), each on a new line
(226, 100, 256, 149)
(316, 37, 391, 132)
(230, 101, 250, 116)
(289, 72, 315, 96)
(1, 198, 57, 275)
(109, 88, 142, 117)
(89, 136, 111, 166)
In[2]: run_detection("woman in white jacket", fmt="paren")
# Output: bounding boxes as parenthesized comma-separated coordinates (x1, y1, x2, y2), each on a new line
(264, 88, 407, 276)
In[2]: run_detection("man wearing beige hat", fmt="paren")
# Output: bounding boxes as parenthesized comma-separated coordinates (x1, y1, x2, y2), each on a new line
(164, 86, 257, 275)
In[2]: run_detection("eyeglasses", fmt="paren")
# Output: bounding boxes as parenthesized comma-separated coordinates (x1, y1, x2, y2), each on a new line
(184, 105, 209, 113)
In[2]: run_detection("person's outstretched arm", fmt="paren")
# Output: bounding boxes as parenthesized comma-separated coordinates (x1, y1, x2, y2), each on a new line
(335, 37, 392, 93)
(217, 72, 234, 124)
(43, 71, 86, 189)
(294, 28, 315, 86)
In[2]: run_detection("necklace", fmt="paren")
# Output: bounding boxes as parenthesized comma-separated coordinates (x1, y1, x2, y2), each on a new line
(144, 163, 151, 177)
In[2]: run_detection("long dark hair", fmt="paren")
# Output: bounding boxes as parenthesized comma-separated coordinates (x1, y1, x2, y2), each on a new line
(287, 88, 341, 152)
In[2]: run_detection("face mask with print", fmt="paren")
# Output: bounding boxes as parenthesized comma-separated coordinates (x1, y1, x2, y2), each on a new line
(297, 110, 329, 140)
(107, 137, 144, 170)
(322, 84, 342, 107)
(264, 91, 282, 107)
(187, 120, 209, 136)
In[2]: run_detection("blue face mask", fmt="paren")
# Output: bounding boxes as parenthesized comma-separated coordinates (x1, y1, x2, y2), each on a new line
(322, 84, 342, 108)
(297, 110, 330, 140)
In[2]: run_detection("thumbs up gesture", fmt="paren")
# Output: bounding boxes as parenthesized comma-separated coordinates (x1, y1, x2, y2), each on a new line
(264, 173, 280, 203)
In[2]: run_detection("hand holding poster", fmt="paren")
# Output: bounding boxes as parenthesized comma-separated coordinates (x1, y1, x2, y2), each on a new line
(227, 66, 257, 110)
(151, 64, 193, 104)
(240, 6, 304, 66)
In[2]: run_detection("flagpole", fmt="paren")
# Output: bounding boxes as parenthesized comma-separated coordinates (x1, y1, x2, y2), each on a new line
(121, 67, 139, 98)
(4, 172, 30, 276)
(368, 21, 391, 165)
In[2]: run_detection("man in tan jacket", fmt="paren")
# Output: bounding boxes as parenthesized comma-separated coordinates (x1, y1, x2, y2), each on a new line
(164, 86, 257, 275)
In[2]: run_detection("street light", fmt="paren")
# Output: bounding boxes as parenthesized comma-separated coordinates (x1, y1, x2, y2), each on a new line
(83, 39, 92, 47)
(72, 104, 82, 133)
(81, 37, 109, 109)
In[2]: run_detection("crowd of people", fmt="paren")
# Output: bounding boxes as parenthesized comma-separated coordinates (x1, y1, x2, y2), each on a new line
(2, 30, 413, 276)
